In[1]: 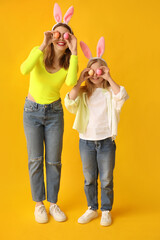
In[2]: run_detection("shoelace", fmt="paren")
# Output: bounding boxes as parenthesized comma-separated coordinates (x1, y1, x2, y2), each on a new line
(81, 207, 94, 217)
(51, 204, 62, 214)
(102, 211, 110, 219)
(37, 205, 46, 214)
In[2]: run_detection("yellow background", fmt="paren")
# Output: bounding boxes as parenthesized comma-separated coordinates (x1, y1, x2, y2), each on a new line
(0, 0, 160, 239)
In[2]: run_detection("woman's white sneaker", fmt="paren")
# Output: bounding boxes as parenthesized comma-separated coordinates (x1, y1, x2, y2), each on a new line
(34, 205, 48, 223)
(78, 207, 98, 224)
(100, 210, 112, 226)
(49, 204, 67, 222)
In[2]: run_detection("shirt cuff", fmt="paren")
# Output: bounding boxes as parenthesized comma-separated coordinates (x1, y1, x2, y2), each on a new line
(112, 86, 129, 101)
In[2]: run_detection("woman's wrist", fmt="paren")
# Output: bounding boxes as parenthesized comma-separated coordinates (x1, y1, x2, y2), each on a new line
(71, 50, 77, 55)
(39, 42, 47, 51)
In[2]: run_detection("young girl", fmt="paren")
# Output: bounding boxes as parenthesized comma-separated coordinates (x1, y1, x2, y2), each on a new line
(21, 3, 78, 223)
(65, 37, 129, 226)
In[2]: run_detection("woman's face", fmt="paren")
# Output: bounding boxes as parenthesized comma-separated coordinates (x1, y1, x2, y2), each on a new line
(52, 26, 70, 53)
(89, 62, 104, 87)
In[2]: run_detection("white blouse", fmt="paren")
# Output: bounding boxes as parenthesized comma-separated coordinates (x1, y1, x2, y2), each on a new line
(79, 88, 112, 140)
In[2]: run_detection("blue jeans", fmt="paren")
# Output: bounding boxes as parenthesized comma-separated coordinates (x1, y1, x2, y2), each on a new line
(79, 137, 116, 211)
(23, 98, 64, 203)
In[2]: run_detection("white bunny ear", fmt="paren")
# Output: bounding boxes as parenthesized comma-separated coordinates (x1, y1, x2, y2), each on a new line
(97, 37, 105, 58)
(63, 6, 74, 24)
(54, 3, 62, 23)
(80, 41, 92, 59)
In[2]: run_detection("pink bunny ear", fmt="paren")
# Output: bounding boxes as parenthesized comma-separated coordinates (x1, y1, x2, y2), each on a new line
(63, 6, 74, 24)
(97, 37, 105, 58)
(80, 41, 92, 59)
(54, 3, 62, 23)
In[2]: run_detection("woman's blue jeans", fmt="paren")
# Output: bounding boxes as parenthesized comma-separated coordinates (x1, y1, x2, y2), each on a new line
(79, 137, 116, 211)
(23, 98, 64, 203)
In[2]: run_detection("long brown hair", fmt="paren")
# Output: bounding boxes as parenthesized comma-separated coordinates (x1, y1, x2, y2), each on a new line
(43, 23, 73, 70)
(80, 59, 110, 98)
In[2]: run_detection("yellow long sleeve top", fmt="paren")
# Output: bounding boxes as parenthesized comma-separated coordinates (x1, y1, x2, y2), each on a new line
(20, 46, 78, 104)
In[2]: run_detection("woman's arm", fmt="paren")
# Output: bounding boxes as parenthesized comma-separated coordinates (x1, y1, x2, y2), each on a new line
(65, 34, 78, 86)
(20, 47, 43, 75)
(20, 31, 54, 75)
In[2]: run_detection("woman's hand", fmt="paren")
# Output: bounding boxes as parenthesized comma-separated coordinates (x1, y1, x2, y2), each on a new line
(39, 31, 55, 51)
(65, 34, 77, 55)
(43, 31, 55, 46)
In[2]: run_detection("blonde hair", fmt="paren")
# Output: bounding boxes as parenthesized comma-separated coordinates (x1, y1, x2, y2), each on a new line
(43, 23, 73, 70)
(80, 59, 110, 98)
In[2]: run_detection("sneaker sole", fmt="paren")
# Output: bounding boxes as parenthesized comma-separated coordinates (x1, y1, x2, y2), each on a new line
(100, 220, 112, 226)
(78, 213, 98, 224)
(35, 216, 48, 224)
(49, 212, 67, 222)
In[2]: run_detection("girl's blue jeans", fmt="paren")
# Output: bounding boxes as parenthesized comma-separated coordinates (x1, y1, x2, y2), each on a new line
(79, 137, 116, 211)
(23, 98, 64, 203)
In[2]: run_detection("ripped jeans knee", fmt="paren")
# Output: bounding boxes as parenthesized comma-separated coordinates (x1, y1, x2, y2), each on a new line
(28, 156, 43, 174)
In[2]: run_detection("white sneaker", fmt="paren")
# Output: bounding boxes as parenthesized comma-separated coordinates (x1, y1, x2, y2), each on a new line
(78, 207, 98, 224)
(34, 205, 48, 223)
(49, 204, 67, 222)
(100, 210, 112, 226)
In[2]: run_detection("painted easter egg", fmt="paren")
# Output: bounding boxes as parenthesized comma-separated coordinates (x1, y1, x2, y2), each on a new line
(96, 69, 102, 76)
(54, 31, 60, 39)
(64, 32, 69, 40)
(88, 69, 94, 76)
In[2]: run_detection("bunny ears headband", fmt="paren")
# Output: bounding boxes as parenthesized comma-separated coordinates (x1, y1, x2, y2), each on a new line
(80, 37, 107, 64)
(52, 3, 74, 31)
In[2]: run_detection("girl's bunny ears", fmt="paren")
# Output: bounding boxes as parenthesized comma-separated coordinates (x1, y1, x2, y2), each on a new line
(80, 37, 106, 64)
(52, 3, 74, 31)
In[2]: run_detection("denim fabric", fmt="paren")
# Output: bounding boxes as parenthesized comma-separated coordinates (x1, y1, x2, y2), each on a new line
(79, 137, 116, 211)
(23, 98, 64, 203)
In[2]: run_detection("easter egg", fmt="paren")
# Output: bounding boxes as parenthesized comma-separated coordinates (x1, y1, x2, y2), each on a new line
(88, 69, 94, 76)
(96, 69, 102, 76)
(54, 31, 60, 39)
(64, 32, 69, 40)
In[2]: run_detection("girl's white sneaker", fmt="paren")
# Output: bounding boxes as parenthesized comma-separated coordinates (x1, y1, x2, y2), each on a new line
(100, 210, 112, 226)
(78, 207, 98, 224)
(34, 205, 48, 223)
(49, 204, 67, 222)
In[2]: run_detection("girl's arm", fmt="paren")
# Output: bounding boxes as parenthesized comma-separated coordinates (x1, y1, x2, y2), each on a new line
(69, 68, 90, 100)
(100, 66, 120, 94)
(100, 66, 129, 110)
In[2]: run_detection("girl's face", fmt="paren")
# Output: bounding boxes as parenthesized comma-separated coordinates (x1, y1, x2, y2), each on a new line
(52, 26, 70, 53)
(89, 62, 104, 87)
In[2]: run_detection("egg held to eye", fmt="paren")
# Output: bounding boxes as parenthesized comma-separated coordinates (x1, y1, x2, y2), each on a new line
(64, 32, 69, 40)
(96, 69, 102, 76)
(88, 69, 94, 76)
(54, 32, 60, 39)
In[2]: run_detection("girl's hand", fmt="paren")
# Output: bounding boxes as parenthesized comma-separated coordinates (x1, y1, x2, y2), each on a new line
(99, 66, 111, 81)
(78, 68, 91, 84)
(65, 34, 77, 55)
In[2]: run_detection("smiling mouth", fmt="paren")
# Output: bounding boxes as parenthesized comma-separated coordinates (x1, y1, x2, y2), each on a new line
(92, 77, 99, 80)
(57, 42, 66, 46)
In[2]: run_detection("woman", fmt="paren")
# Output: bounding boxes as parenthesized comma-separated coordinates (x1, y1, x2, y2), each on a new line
(21, 6, 78, 223)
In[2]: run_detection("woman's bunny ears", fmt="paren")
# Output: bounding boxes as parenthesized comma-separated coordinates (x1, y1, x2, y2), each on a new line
(52, 3, 74, 30)
(80, 37, 106, 63)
